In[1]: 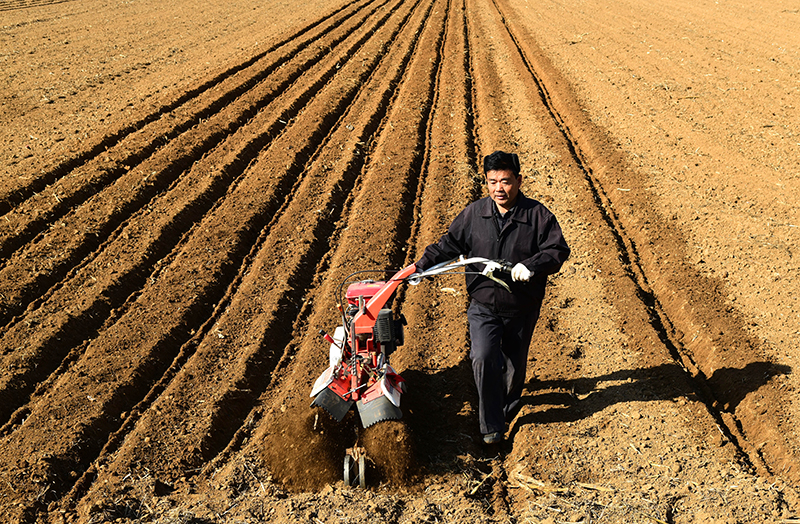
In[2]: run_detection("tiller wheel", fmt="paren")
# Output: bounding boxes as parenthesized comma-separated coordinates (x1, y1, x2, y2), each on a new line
(343, 447, 366, 489)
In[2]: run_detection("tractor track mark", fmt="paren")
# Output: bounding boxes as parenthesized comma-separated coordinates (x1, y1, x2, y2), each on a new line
(0, 0, 391, 328)
(0, 0, 435, 515)
(489, 0, 784, 475)
(0, 0, 373, 215)
(67, 0, 433, 509)
(0, 0, 401, 428)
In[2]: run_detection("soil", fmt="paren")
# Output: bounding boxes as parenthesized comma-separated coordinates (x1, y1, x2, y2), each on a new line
(1, 0, 799, 522)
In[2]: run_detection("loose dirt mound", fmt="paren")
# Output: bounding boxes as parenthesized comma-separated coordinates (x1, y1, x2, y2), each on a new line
(2, 0, 799, 522)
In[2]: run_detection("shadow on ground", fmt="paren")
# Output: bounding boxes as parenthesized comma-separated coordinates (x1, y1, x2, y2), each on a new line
(510, 361, 791, 440)
(401, 358, 791, 467)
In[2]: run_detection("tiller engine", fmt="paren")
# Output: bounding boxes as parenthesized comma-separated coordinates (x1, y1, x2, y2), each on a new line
(310, 264, 415, 430)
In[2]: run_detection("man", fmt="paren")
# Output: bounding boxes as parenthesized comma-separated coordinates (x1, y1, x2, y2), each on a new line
(416, 151, 570, 444)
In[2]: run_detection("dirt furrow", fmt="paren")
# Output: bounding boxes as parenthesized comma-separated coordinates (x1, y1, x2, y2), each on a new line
(5, 0, 800, 521)
(461, 0, 712, 517)
(0, 0, 391, 328)
(0, 0, 403, 428)
(0, 0, 376, 261)
(235, 0, 451, 492)
(489, 0, 735, 457)
(0, 0, 72, 12)
(0, 0, 436, 519)
(457, 2, 731, 519)
(68, 0, 436, 514)
(0, 0, 372, 214)
(490, 0, 800, 480)
(388, 0, 485, 468)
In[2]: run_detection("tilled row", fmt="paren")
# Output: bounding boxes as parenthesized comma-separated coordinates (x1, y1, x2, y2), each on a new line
(227, 0, 455, 493)
(72, 0, 439, 515)
(0, 0, 64, 13)
(0, 0, 369, 215)
(0, 0, 392, 425)
(390, 0, 485, 467)
(489, 0, 799, 481)
(0, 0, 384, 326)
(4, 0, 795, 521)
(0, 0, 436, 519)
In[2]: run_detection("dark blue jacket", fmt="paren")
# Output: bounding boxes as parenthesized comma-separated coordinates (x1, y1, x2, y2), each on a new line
(416, 194, 570, 315)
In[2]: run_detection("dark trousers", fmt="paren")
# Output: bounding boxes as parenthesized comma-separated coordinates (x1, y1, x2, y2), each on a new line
(467, 300, 540, 435)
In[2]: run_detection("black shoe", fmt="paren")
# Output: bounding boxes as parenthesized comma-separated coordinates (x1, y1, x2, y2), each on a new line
(483, 431, 503, 444)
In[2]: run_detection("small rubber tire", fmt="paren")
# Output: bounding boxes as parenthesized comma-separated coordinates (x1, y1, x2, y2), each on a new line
(358, 454, 366, 489)
(344, 454, 353, 486)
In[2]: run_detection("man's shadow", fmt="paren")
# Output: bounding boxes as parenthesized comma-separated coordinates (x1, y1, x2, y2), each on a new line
(511, 360, 791, 441)
(402, 359, 790, 472)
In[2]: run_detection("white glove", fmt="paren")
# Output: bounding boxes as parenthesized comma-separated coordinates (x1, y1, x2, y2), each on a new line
(511, 263, 531, 282)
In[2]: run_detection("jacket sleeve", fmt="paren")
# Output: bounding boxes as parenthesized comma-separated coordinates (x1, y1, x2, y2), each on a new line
(523, 211, 570, 277)
(415, 206, 473, 271)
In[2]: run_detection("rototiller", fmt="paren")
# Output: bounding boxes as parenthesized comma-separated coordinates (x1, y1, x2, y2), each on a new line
(309, 256, 512, 487)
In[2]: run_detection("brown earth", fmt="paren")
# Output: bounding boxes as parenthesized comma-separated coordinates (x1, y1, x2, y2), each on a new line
(1, 0, 799, 522)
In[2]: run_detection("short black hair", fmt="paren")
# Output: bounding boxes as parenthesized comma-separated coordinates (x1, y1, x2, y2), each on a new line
(483, 150, 521, 176)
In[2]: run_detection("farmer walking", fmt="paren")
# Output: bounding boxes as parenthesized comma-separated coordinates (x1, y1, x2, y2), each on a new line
(416, 150, 570, 444)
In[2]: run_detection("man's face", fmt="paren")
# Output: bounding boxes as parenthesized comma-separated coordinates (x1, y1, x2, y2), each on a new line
(486, 169, 522, 211)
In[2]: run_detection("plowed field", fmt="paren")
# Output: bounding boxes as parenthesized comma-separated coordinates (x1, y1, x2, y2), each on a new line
(2, 0, 799, 522)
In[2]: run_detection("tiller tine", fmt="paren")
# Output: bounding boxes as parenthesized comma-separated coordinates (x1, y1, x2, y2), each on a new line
(311, 388, 353, 422)
(357, 395, 402, 428)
